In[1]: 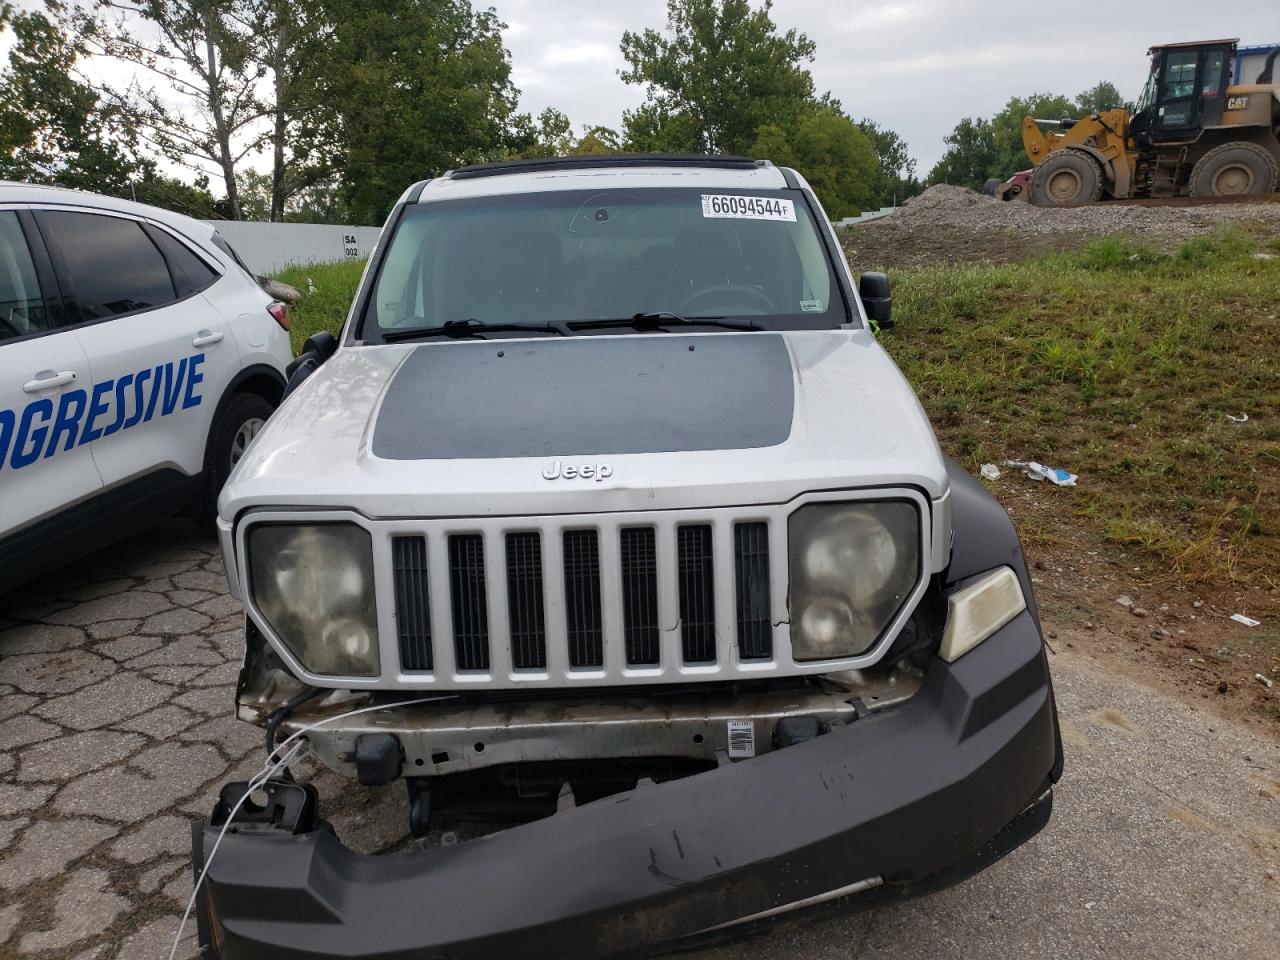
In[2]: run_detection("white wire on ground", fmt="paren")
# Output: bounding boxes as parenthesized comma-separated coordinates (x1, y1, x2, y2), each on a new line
(169, 694, 457, 960)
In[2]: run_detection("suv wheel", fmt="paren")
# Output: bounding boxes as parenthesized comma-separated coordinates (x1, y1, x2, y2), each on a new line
(201, 393, 275, 523)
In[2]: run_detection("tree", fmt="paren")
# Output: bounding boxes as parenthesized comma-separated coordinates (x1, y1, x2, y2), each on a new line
(1076, 81, 1125, 114)
(314, 0, 522, 224)
(0, 7, 137, 190)
(752, 107, 876, 219)
(619, 0, 816, 155)
(508, 107, 576, 159)
(77, 0, 266, 219)
(573, 126, 622, 155)
(857, 119, 921, 207)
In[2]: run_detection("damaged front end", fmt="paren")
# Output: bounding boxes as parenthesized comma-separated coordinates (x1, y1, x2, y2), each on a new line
(195, 538, 1061, 957)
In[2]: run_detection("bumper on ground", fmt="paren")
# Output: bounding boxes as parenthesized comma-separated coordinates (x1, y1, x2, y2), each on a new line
(195, 609, 1060, 960)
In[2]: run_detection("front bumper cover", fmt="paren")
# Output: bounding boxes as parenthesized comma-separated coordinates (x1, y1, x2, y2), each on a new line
(194, 608, 1060, 960)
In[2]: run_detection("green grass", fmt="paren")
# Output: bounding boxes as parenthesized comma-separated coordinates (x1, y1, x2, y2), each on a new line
(881, 228, 1280, 590)
(272, 259, 367, 354)
(274, 232, 1280, 592)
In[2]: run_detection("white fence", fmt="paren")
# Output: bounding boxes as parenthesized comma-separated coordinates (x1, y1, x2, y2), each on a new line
(202, 220, 381, 275)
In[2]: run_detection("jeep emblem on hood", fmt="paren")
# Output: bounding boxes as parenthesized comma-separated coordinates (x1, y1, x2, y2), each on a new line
(543, 461, 613, 482)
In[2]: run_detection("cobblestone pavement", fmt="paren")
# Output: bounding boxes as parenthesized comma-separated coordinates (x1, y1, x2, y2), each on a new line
(1, 522, 1277, 959)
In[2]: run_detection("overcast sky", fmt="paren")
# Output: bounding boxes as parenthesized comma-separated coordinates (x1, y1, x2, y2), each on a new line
(4, 0, 1278, 177)
(495, 0, 1279, 171)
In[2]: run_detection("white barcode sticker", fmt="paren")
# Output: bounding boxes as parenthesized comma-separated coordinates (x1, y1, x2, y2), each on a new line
(701, 194, 796, 221)
(726, 720, 755, 759)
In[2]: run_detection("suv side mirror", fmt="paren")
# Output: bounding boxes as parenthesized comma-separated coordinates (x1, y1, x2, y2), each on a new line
(858, 272, 892, 329)
(283, 331, 338, 398)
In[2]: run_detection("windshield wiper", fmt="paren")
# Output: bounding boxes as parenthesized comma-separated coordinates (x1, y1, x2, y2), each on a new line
(567, 312, 763, 333)
(380, 319, 570, 342)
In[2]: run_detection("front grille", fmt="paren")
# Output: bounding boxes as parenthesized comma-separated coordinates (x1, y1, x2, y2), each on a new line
(734, 522, 772, 660)
(392, 536, 432, 671)
(619, 527, 660, 665)
(677, 524, 716, 664)
(562, 530, 604, 668)
(505, 533, 546, 670)
(448, 534, 489, 671)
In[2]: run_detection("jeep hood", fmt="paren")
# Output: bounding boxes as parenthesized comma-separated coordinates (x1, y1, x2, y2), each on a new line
(222, 330, 949, 517)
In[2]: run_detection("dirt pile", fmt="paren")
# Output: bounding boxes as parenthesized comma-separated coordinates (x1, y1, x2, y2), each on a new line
(880, 183, 1280, 243)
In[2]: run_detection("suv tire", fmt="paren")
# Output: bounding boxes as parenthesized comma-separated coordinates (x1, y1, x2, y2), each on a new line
(1189, 142, 1278, 197)
(200, 392, 275, 523)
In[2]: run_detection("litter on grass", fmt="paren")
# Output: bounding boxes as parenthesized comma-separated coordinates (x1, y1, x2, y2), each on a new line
(980, 463, 1001, 481)
(1005, 460, 1078, 487)
(1230, 613, 1261, 627)
(1256, 673, 1274, 689)
(1226, 413, 1249, 423)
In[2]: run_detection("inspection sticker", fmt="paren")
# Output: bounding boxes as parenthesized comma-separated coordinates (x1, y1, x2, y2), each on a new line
(727, 720, 756, 758)
(701, 194, 796, 221)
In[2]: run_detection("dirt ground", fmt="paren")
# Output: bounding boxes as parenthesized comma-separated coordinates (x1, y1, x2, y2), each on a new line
(843, 187, 1280, 731)
(843, 183, 1280, 271)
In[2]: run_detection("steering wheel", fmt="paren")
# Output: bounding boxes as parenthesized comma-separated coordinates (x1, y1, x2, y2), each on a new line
(676, 283, 778, 317)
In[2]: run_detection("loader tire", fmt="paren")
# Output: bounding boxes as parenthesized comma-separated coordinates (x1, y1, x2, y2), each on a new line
(1029, 151, 1104, 206)
(1189, 142, 1278, 197)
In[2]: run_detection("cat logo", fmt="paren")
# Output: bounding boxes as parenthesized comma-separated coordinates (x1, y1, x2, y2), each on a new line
(1226, 95, 1249, 111)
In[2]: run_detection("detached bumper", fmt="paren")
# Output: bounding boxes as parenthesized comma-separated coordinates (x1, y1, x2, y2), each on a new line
(195, 610, 1060, 960)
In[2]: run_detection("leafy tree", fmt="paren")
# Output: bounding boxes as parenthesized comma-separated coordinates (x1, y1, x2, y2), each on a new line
(857, 118, 921, 207)
(752, 107, 876, 219)
(1076, 81, 1125, 114)
(76, 0, 265, 219)
(508, 107, 576, 159)
(0, 7, 136, 190)
(572, 126, 622, 155)
(619, 0, 816, 155)
(314, 0, 521, 224)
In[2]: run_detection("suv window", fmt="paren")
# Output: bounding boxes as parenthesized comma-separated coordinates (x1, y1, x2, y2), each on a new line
(39, 211, 176, 319)
(150, 226, 219, 297)
(0, 212, 49, 343)
(367, 187, 842, 338)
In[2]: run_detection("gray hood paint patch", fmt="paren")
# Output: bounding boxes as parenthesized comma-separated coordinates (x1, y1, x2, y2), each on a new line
(372, 334, 795, 460)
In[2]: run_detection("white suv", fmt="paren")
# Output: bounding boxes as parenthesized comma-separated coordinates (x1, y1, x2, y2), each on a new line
(200, 156, 1061, 960)
(0, 183, 292, 588)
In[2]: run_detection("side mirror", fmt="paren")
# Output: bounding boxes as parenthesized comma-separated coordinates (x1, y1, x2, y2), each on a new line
(858, 272, 892, 329)
(283, 331, 338, 398)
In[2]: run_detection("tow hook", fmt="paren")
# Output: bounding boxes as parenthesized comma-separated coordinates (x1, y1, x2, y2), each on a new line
(211, 779, 319, 835)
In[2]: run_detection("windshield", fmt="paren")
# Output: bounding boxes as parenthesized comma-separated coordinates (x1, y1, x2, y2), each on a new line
(364, 187, 844, 339)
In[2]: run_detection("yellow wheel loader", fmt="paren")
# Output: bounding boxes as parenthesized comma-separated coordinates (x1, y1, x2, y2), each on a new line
(989, 39, 1280, 205)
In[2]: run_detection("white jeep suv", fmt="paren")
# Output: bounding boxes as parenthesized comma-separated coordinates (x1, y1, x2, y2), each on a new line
(200, 155, 1062, 960)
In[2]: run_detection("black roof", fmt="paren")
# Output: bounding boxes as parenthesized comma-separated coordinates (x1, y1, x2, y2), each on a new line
(446, 153, 763, 180)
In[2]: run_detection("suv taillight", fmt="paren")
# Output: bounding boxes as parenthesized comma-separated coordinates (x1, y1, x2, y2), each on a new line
(267, 301, 290, 330)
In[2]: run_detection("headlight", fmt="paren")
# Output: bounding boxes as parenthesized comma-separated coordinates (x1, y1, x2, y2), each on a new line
(788, 501, 919, 661)
(247, 523, 380, 677)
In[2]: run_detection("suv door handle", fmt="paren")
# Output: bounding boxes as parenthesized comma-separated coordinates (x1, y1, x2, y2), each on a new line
(192, 330, 225, 347)
(23, 370, 76, 394)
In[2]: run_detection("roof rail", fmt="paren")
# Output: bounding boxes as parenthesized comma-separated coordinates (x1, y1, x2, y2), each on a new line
(445, 154, 764, 180)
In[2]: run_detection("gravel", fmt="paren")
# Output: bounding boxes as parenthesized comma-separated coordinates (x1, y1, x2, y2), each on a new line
(877, 184, 1280, 244)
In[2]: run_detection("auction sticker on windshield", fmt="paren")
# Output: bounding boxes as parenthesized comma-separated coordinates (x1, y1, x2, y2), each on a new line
(701, 194, 796, 221)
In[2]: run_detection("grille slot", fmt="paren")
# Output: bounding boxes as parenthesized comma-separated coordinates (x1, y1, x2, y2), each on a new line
(734, 522, 772, 660)
(448, 534, 489, 671)
(619, 527, 660, 665)
(677, 524, 716, 663)
(562, 530, 604, 668)
(505, 532, 546, 670)
(393, 536, 432, 671)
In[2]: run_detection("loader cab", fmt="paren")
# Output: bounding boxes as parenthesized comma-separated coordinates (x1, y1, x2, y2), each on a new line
(1130, 39, 1236, 144)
